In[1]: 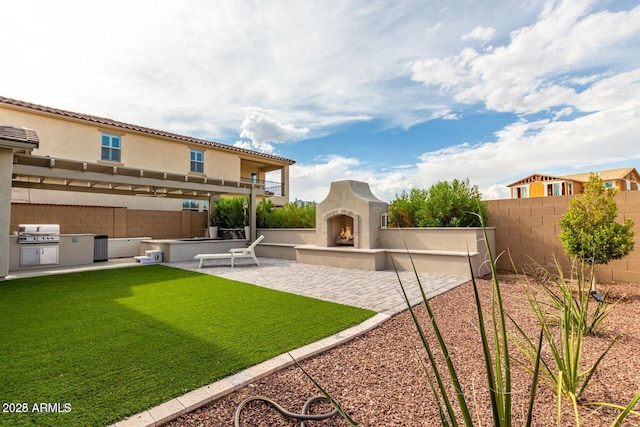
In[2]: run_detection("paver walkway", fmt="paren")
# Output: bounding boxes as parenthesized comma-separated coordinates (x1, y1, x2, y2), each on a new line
(170, 257, 470, 315)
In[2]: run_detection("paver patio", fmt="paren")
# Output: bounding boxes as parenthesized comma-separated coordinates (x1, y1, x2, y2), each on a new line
(170, 257, 470, 315)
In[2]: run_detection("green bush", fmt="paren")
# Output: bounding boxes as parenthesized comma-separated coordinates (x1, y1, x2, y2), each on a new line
(210, 197, 248, 228)
(559, 173, 635, 267)
(388, 179, 487, 227)
(419, 178, 487, 227)
(388, 188, 427, 227)
(257, 200, 316, 228)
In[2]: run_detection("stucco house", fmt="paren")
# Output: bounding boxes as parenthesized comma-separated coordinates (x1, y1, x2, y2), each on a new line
(1, 96, 294, 210)
(0, 96, 297, 278)
(507, 167, 640, 199)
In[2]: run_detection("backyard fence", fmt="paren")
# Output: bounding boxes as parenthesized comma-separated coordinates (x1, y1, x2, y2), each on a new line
(486, 191, 640, 283)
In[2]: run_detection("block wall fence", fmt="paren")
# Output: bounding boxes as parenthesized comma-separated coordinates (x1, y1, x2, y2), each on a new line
(10, 203, 208, 239)
(485, 191, 640, 283)
(10, 193, 640, 283)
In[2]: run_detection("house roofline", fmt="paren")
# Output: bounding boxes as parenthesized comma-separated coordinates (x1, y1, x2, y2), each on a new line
(0, 96, 295, 165)
(507, 167, 640, 187)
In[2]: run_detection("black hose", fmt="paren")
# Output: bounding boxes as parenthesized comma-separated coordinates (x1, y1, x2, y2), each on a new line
(234, 395, 339, 427)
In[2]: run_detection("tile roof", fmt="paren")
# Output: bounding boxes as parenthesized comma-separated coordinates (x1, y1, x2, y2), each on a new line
(0, 125, 39, 146)
(0, 96, 295, 165)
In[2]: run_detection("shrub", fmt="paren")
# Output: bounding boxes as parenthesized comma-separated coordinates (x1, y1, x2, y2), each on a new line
(513, 257, 621, 419)
(388, 188, 427, 227)
(418, 178, 487, 227)
(210, 197, 248, 228)
(257, 200, 316, 228)
(388, 179, 487, 227)
(559, 173, 634, 267)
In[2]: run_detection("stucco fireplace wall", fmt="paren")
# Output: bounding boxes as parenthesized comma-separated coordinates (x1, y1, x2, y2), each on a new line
(315, 180, 388, 249)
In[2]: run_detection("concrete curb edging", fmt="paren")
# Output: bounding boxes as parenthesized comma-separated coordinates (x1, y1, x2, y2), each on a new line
(111, 313, 390, 427)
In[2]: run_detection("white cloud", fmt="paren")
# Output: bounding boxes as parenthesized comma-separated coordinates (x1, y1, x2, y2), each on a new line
(2, 0, 638, 207)
(410, 0, 640, 115)
(290, 155, 364, 202)
(235, 108, 309, 154)
(461, 26, 496, 43)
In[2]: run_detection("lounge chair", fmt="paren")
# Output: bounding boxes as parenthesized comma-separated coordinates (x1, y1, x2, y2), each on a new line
(194, 235, 264, 268)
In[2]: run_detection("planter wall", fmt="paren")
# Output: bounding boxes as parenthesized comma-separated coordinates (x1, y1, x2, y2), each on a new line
(255, 227, 494, 277)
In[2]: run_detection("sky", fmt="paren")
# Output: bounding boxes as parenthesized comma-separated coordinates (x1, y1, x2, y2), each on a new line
(1, 0, 639, 202)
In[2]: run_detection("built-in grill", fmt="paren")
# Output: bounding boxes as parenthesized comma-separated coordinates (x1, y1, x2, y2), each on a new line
(18, 224, 60, 266)
(18, 224, 61, 244)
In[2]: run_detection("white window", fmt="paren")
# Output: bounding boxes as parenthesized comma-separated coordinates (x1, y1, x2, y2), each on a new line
(545, 182, 567, 196)
(604, 181, 616, 189)
(513, 185, 529, 198)
(190, 149, 204, 173)
(182, 199, 208, 211)
(101, 133, 121, 162)
(380, 212, 389, 228)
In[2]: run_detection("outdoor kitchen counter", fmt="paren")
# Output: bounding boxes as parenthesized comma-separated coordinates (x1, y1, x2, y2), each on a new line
(8, 234, 96, 272)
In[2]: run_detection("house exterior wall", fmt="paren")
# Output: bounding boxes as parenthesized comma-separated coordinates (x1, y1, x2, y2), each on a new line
(0, 106, 242, 181)
(486, 191, 640, 283)
(530, 182, 545, 197)
(2, 99, 293, 236)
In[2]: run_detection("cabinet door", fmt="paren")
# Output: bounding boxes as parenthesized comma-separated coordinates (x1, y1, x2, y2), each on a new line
(40, 246, 59, 265)
(20, 247, 40, 266)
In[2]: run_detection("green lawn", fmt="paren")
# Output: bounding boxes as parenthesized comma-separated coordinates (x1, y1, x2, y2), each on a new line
(0, 265, 375, 426)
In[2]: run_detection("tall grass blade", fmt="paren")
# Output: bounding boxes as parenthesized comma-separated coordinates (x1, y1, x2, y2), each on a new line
(480, 217, 512, 425)
(410, 337, 451, 426)
(469, 258, 500, 424)
(404, 250, 474, 426)
(525, 329, 544, 427)
(390, 253, 464, 426)
(609, 391, 640, 426)
(291, 356, 358, 426)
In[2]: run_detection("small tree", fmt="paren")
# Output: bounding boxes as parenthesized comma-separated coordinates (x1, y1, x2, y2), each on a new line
(559, 174, 635, 286)
(388, 188, 428, 227)
(418, 178, 488, 227)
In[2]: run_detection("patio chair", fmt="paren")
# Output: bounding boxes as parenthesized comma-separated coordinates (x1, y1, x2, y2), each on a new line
(194, 235, 264, 268)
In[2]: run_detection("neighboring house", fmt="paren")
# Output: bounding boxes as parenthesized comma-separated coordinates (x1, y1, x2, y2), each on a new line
(0, 96, 294, 211)
(508, 167, 640, 199)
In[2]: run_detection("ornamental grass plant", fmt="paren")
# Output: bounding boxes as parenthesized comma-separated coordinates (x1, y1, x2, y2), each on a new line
(512, 257, 639, 424)
(386, 222, 640, 426)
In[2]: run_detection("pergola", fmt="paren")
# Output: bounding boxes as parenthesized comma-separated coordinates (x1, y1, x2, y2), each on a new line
(0, 126, 263, 280)
(11, 153, 263, 200)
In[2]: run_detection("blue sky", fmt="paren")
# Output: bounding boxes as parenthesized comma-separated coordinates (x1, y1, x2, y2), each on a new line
(1, 0, 639, 202)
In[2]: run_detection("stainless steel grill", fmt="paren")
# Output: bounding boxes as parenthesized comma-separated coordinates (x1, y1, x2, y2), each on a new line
(18, 224, 61, 244)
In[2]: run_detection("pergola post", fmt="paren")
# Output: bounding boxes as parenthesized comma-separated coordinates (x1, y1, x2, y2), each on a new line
(249, 188, 257, 241)
(0, 127, 39, 281)
(0, 147, 13, 280)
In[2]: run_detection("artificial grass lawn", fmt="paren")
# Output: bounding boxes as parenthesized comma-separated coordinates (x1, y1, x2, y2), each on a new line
(0, 265, 375, 426)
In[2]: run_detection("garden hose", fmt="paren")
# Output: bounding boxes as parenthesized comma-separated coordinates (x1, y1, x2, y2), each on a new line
(234, 395, 339, 426)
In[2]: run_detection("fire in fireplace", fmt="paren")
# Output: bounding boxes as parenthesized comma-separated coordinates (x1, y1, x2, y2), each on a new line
(335, 224, 354, 246)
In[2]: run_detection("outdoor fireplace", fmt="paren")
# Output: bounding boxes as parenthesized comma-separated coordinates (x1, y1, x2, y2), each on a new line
(316, 180, 387, 250)
(332, 215, 354, 246)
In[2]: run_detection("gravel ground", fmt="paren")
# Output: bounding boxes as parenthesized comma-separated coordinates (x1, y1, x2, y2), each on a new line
(169, 273, 640, 426)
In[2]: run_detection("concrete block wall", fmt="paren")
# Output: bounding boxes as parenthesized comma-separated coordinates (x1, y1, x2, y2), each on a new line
(10, 203, 207, 239)
(486, 191, 640, 283)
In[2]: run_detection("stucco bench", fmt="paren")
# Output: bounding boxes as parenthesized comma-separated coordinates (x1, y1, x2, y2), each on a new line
(194, 235, 264, 268)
